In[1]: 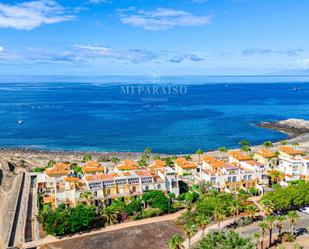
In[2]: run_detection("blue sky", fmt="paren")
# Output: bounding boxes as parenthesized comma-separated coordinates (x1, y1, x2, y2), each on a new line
(0, 0, 308, 75)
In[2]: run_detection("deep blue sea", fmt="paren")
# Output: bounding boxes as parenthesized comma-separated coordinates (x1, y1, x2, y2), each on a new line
(0, 75, 309, 154)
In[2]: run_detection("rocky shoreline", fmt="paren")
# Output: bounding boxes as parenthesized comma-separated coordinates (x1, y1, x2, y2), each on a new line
(0, 118, 308, 170)
(257, 118, 309, 138)
(256, 119, 309, 150)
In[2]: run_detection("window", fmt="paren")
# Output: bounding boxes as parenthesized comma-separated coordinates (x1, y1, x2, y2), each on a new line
(107, 189, 111, 195)
(145, 185, 149, 191)
(233, 176, 237, 182)
(248, 175, 252, 180)
(171, 181, 177, 188)
(132, 186, 136, 193)
(157, 184, 161, 189)
(228, 177, 231, 182)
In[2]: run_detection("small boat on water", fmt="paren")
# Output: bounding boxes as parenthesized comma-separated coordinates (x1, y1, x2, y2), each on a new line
(292, 87, 300, 91)
(18, 119, 23, 125)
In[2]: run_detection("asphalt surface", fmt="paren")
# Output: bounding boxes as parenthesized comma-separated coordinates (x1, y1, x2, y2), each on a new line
(236, 211, 309, 236)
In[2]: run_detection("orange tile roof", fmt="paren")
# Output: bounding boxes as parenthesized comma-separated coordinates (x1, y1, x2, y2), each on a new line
(45, 162, 70, 176)
(87, 161, 99, 167)
(278, 146, 302, 156)
(229, 150, 251, 161)
(256, 148, 277, 158)
(43, 196, 55, 204)
(175, 157, 187, 164)
(85, 173, 115, 182)
(82, 161, 105, 173)
(116, 160, 137, 171)
(175, 157, 198, 169)
(135, 169, 153, 177)
(64, 177, 80, 182)
(149, 160, 166, 168)
(202, 156, 226, 168)
(245, 160, 263, 167)
(202, 168, 216, 176)
(116, 165, 137, 171)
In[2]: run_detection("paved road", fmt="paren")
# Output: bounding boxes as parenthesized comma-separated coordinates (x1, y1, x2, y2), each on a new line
(22, 210, 185, 249)
(236, 211, 309, 236)
(184, 211, 309, 249)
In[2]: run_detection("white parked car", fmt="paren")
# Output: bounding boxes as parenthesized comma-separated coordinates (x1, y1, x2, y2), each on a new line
(299, 207, 309, 214)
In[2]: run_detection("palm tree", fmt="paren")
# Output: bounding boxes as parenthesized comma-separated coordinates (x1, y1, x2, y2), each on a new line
(259, 222, 268, 249)
(198, 181, 212, 194)
(197, 230, 254, 249)
(101, 206, 120, 225)
(292, 142, 299, 147)
(47, 160, 56, 168)
(83, 154, 92, 162)
(280, 141, 287, 145)
(253, 232, 261, 249)
(183, 223, 197, 249)
(213, 208, 226, 228)
(153, 154, 161, 160)
(169, 234, 184, 249)
(263, 141, 273, 149)
(241, 145, 251, 152)
(276, 215, 286, 243)
(261, 199, 275, 216)
(111, 156, 120, 165)
(195, 149, 203, 164)
(287, 211, 299, 235)
(268, 169, 284, 184)
(218, 147, 228, 160)
(195, 214, 210, 236)
(265, 215, 275, 248)
(184, 155, 192, 161)
(79, 191, 94, 205)
(230, 199, 242, 222)
(239, 140, 250, 147)
(246, 204, 259, 220)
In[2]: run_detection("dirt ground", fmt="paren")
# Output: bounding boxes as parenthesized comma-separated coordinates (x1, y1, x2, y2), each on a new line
(280, 235, 309, 249)
(43, 220, 184, 249)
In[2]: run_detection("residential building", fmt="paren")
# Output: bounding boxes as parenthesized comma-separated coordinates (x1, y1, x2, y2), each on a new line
(37, 160, 180, 208)
(174, 157, 198, 176)
(254, 148, 278, 168)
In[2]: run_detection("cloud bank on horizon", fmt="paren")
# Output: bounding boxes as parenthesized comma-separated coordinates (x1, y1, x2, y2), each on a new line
(0, 0, 308, 75)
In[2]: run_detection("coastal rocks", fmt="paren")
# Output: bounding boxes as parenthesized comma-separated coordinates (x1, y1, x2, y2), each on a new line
(278, 119, 309, 130)
(257, 118, 309, 136)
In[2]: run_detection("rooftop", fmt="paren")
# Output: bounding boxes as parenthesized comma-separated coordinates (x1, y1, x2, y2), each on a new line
(229, 150, 251, 161)
(278, 146, 303, 156)
(175, 157, 198, 169)
(255, 148, 277, 158)
(45, 162, 70, 176)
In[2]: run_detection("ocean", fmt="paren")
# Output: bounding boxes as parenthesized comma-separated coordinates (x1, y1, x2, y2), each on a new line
(0, 75, 309, 154)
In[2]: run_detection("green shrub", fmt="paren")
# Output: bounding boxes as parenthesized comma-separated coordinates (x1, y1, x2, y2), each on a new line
(141, 208, 162, 218)
(33, 167, 45, 173)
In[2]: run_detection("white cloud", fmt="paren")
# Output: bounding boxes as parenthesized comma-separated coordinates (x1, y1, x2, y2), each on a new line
(0, 44, 204, 66)
(296, 59, 309, 70)
(0, 46, 3, 52)
(0, 0, 74, 30)
(75, 44, 158, 63)
(119, 8, 213, 30)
